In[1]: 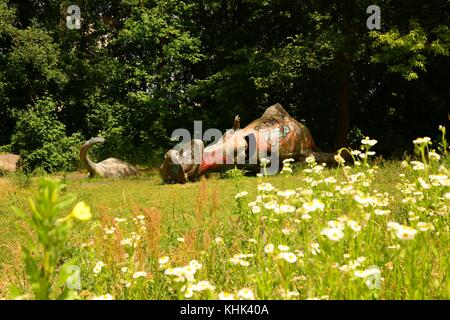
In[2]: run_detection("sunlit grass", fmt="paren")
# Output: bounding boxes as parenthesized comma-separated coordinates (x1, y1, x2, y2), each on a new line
(0, 130, 449, 300)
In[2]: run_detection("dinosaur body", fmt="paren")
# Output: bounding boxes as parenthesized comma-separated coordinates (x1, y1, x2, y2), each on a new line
(80, 137, 139, 178)
(160, 103, 339, 184)
(0, 154, 20, 172)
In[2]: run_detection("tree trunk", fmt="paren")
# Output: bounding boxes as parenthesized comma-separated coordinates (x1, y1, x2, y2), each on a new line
(334, 0, 353, 150)
(334, 52, 351, 149)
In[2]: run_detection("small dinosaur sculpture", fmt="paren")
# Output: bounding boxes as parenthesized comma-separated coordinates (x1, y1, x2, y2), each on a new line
(80, 137, 139, 178)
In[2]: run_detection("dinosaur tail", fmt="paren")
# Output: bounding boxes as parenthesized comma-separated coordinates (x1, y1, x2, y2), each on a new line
(297, 149, 353, 167)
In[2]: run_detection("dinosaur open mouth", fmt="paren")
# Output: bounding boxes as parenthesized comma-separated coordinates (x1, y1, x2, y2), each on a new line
(160, 149, 188, 184)
(160, 139, 205, 184)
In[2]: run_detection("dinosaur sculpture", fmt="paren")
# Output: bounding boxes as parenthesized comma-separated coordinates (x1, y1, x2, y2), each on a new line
(0, 154, 20, 172)
(80, 137, 139, 178)
(160, 103, 342, 184)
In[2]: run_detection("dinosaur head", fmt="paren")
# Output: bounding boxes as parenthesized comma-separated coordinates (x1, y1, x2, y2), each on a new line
(160, 139, 204, 184)
(87, 136, 106, 145)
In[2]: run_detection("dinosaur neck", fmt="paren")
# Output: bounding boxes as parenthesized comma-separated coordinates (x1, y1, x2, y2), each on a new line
(80, 142, 98, 176)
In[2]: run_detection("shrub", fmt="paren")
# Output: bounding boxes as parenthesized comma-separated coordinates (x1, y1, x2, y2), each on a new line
(10, 97, 82, 173)
(0, 144, 12, 153)
(85, 100, 167, 165)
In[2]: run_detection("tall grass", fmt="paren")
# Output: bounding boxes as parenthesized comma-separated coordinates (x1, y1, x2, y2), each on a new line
(0, 127, 449, 299)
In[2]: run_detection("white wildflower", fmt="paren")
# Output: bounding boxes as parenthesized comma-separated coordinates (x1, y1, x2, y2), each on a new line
(237, 288, 255, 300)
(321, 227, 344, 241)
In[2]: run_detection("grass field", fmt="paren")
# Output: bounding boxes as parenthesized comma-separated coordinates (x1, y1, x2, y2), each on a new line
(0, 138, 449, 300)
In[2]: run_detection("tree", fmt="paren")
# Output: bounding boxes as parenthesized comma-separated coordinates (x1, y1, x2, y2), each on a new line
(0, 0, 449, 169)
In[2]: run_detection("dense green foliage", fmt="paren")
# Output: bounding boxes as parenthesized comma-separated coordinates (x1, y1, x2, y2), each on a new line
(10, 97, 82, 172)
(0, 0, 449, 172)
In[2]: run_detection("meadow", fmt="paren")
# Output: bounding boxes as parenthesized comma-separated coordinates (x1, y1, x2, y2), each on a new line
(0, 133, 449, 300)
